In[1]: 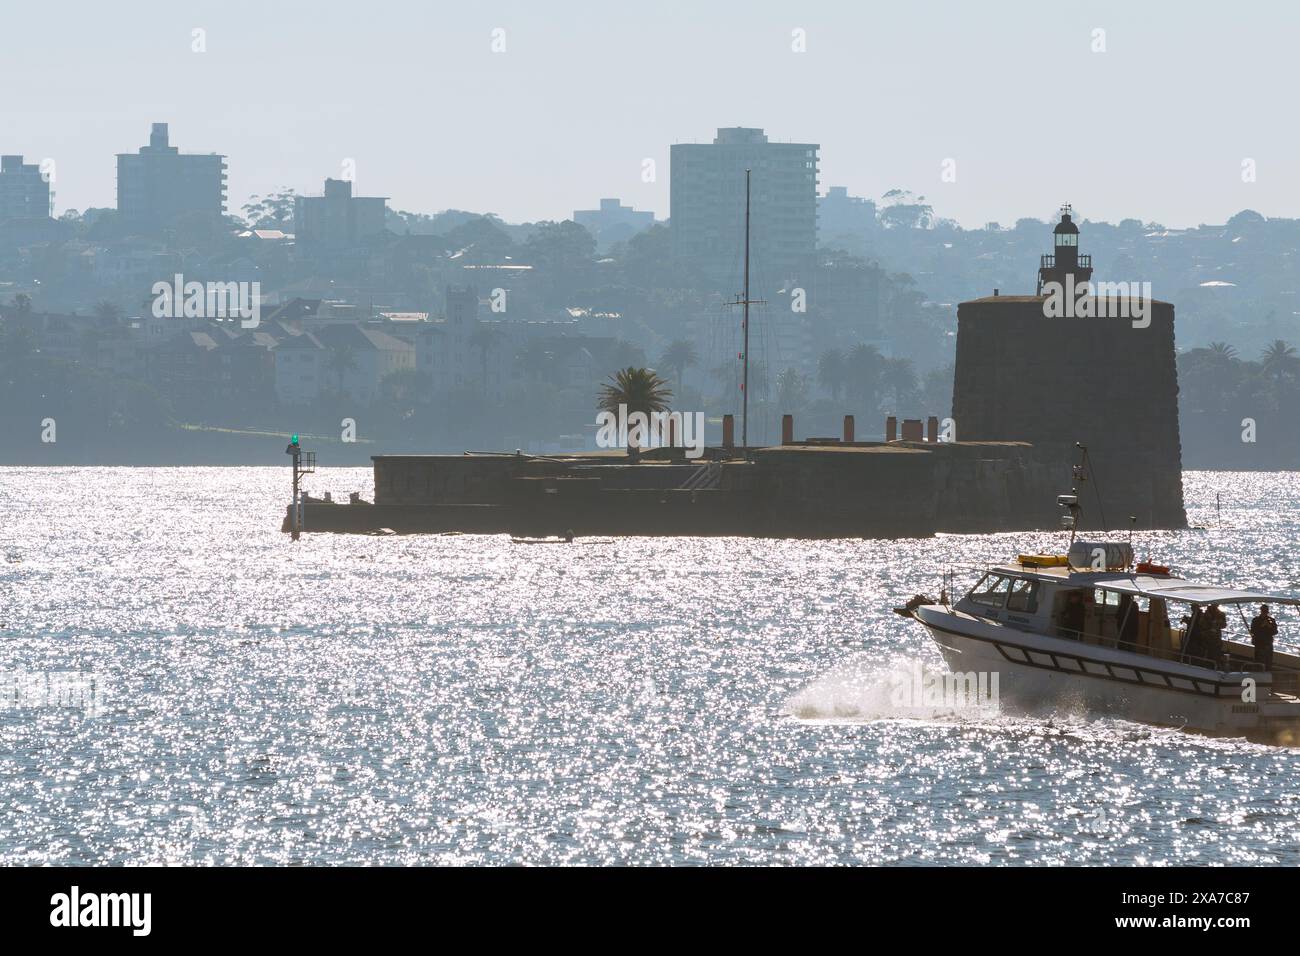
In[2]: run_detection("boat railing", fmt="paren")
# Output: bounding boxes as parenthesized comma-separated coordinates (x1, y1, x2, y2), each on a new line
(1054, 624, 1278, 674)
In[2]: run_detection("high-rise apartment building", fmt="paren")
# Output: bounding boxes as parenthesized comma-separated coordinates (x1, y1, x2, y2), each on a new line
(670, 127, 818, 286)
(0, 155, 52, 221)
(116, 123, 227, 229)
(294, 178, 389, 251)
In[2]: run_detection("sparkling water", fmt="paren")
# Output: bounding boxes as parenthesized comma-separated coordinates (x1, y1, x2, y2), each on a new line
(0, 467, 1297, 864)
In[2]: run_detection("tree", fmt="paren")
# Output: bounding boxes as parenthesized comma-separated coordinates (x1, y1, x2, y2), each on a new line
(378, 368, 433, 415)
(817, 347, 846, 401)
(775, 367, 808, 412)
(441, 216, 515, 261)
(659, 339, 698, 390)
(881, 357, 919, 411)
(920, 364, 954, 417)
(11, 293, 32, 314)
(597, 367, 672, 419)
(879, 189, 934, 230)
(523, 220, 596, 268)
(1179, 345, 1244, 416)
(1260, 340, 1298, 380)
(845, 343, 884, 409)
(94, 300, 123, 326)
(242, 189, 297, 230)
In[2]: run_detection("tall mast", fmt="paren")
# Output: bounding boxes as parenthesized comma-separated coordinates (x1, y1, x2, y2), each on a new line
(728, 168, 763, 451)
(742, 168, 751, 449)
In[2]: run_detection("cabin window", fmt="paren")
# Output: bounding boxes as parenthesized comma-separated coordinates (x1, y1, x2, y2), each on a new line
(1007, 579, 1040, 613)
(969, 573, 1012, 608)
(1094, 589, 1121, 608)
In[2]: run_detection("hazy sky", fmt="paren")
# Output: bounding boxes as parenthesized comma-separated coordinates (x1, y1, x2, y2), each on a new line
(3, 0, 1296, 229)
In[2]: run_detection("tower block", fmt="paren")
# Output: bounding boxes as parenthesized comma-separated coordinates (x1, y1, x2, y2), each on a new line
(952, 208, 1186, 530)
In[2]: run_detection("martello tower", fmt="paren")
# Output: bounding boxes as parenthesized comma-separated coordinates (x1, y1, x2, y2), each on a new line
(952, 209, 1186, 530)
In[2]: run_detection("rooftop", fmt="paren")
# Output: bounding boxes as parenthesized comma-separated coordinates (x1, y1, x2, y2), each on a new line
(991, 564, 1300, 606)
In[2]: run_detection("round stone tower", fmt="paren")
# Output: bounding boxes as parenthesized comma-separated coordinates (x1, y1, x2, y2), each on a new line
(953, 210, 1187, 530)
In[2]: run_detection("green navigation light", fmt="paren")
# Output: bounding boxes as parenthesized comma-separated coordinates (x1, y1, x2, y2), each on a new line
(291, 433, 299, 444)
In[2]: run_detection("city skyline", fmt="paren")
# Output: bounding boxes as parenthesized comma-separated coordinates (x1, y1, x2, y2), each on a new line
(4, 0, 1299, 229)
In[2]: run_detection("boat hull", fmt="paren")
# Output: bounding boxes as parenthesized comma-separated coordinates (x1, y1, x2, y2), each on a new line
(914, 605, 1300, 743)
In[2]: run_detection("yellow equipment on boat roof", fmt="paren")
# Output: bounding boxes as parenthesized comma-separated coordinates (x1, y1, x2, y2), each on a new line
(1017, 553, 1068, 567)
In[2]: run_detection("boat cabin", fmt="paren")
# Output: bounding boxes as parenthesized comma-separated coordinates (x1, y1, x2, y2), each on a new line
(955, 557, 1299, 676)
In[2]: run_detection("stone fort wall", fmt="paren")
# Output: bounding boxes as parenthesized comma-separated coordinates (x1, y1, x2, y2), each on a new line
(952, 295, 1186, 530)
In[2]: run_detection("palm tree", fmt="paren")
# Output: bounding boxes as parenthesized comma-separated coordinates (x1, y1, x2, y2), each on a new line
(846, 343, 885, 409)
(881, 356, 919, 410)
(597, 366, 672, 418)
(817, 348, 846, 401)
(1260, 340, 1298, 379)
(1179, 345, 1244, 416)
(659, 339, 698, 391)
(599, 366, 673, 455)
(775, 367, 807, 412)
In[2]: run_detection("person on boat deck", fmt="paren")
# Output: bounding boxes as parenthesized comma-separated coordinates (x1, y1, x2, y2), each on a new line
(1116, 594, 1139, 652)
(1182, 608, 1206, 661)
(1251, 604, 1279, 672)
(1202, 603, 1227, 667)
(1059, 590, 1086, 639)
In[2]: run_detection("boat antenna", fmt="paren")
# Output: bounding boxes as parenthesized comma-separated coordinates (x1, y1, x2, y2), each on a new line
(1057, 490, 1081, 548)
(1057, 444, 1088, 549)
(1127, 515, 1137, 569)
(1074, 442, 1107, 530)
(727, 169, 764, 452)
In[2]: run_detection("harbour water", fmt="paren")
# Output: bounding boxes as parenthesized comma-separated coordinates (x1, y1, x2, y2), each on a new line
(1, 467, 1298, 865)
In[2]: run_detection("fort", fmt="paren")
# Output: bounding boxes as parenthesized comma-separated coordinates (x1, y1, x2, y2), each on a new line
(953, 208, 1186, 530)
(285, 209, 1187, 539)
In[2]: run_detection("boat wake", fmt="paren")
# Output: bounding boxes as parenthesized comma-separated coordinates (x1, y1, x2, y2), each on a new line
(785, 655, 1282, 750)
(785, 654, 1005, 725)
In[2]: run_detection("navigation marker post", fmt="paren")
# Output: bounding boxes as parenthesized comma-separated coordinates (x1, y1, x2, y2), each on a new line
(286, 434, 315, 541)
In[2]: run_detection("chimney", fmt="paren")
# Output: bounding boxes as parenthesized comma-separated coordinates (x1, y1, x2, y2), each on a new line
(886, 415, 897, 442)
(843, 415, 855, 442)
(901, 419, 924, 442)
(927, 416, 939, 443)
(781, 414, 794, 444)
(722, 414, 734, 450)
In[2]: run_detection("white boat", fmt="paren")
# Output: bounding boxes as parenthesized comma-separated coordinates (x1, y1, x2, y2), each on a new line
(897, 471, 1300, 742)
(898, 553, 1300, 742)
